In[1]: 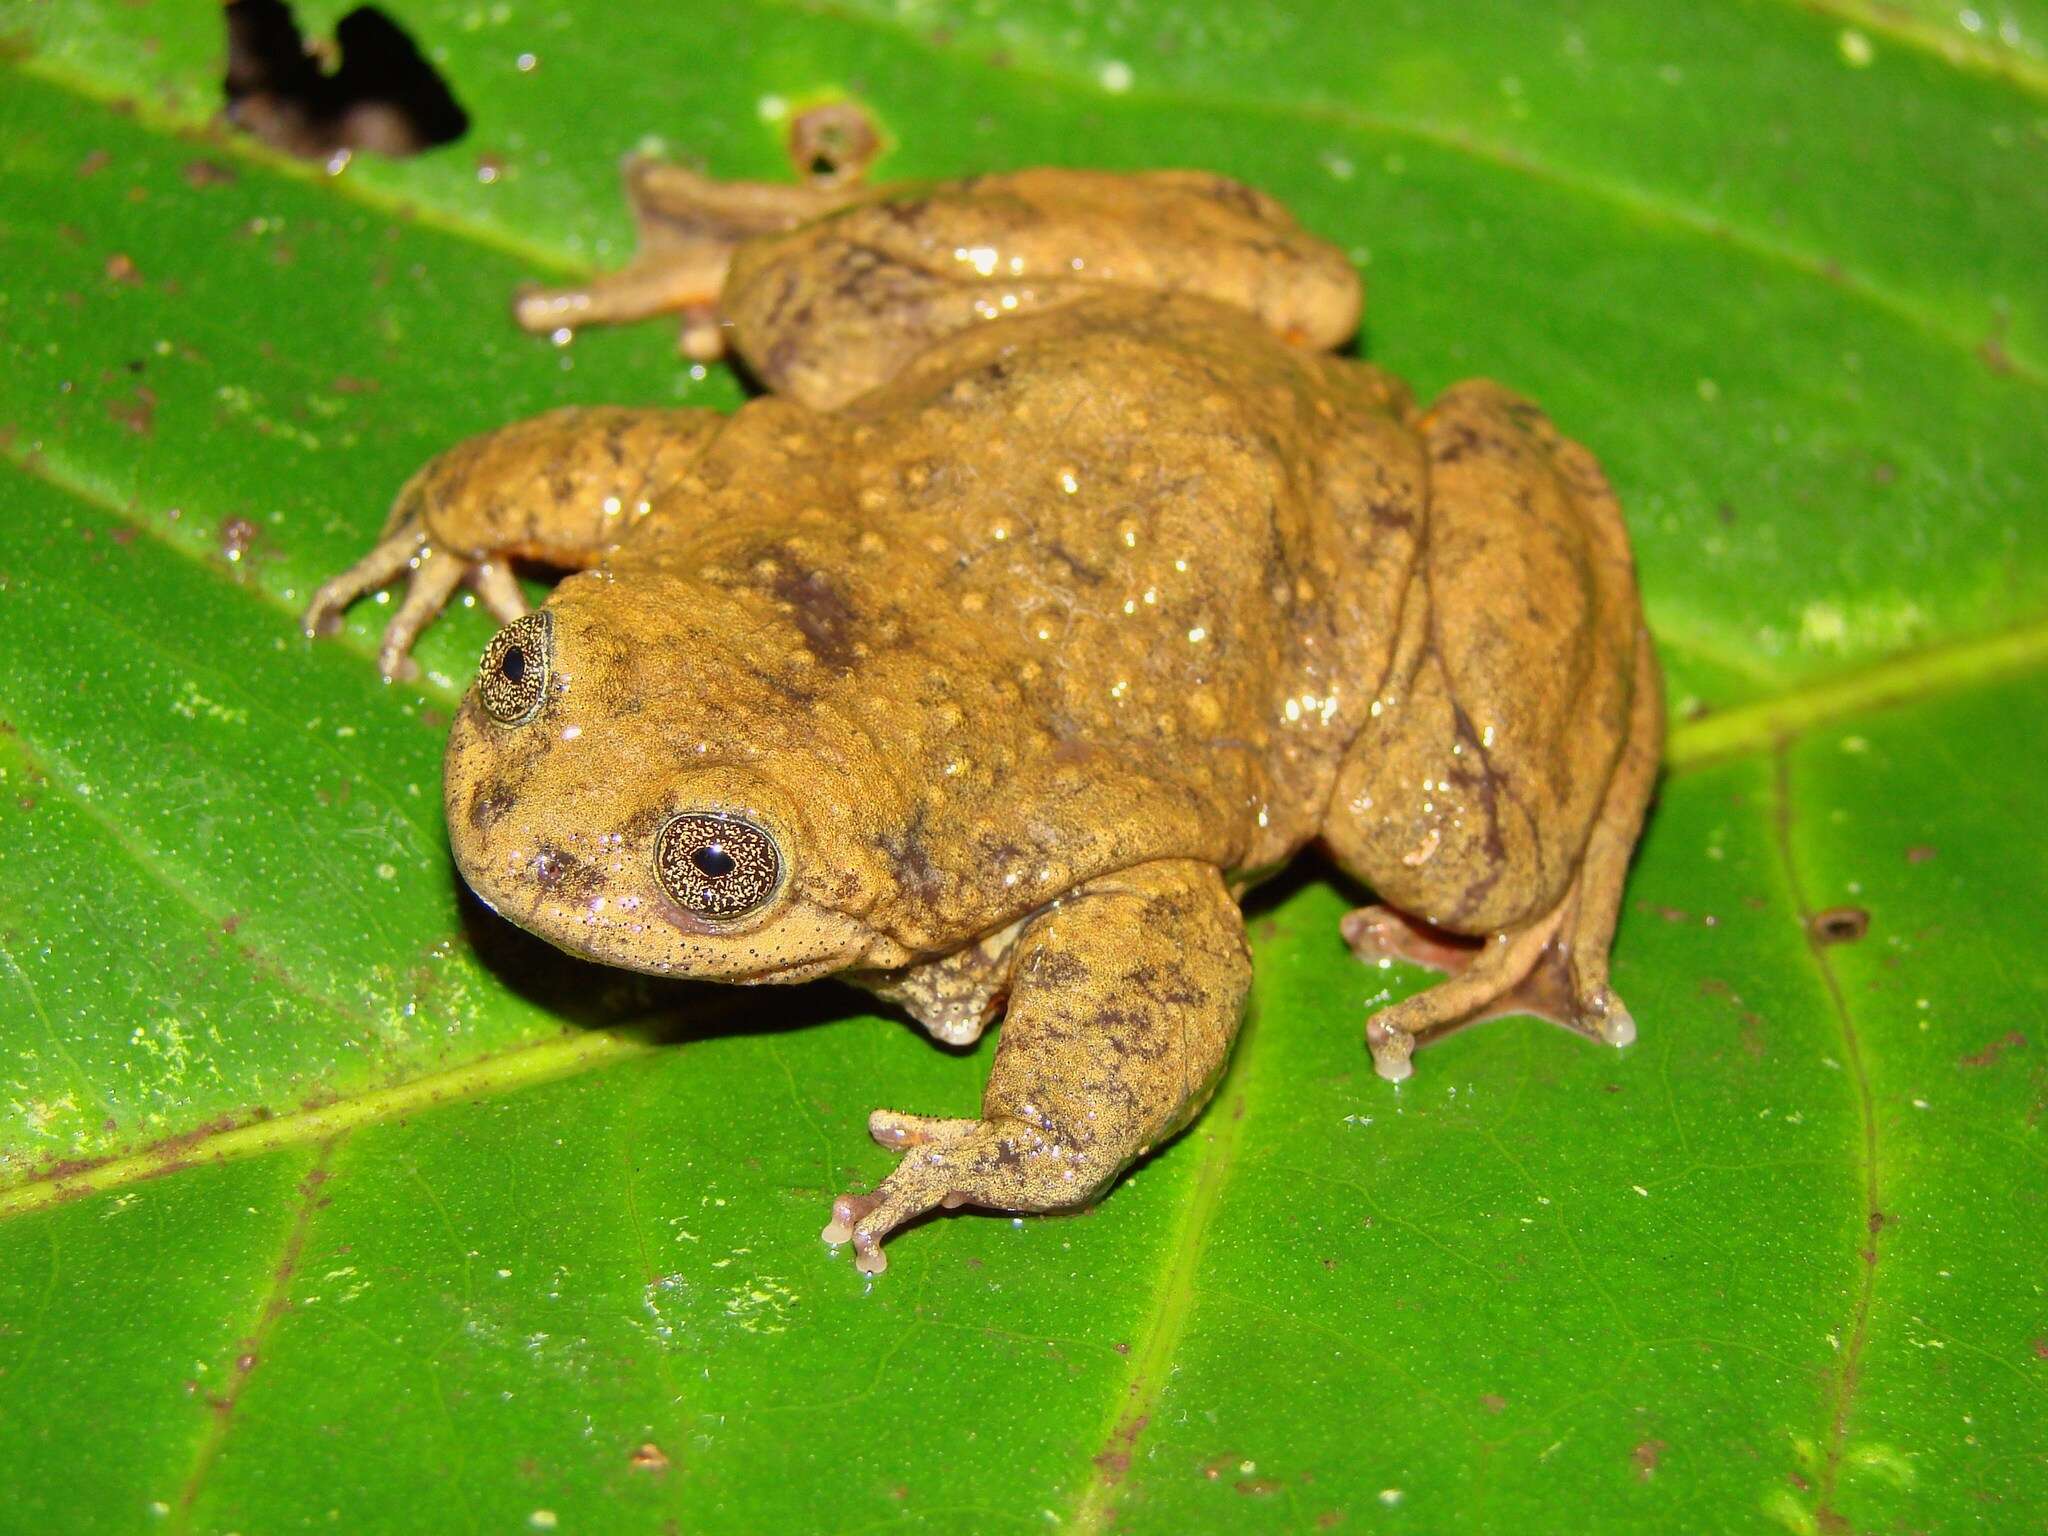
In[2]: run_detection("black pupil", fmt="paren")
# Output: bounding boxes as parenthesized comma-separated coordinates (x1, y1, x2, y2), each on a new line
(500, 646, 526, 684)
(691, 844, 736, 879)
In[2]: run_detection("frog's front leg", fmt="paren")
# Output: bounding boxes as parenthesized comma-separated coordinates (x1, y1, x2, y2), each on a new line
(822, 860, 1250, 1275)
(302, 405, 722, 676)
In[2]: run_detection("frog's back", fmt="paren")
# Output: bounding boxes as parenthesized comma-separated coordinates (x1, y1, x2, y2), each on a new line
(616, 293, 1422, 931)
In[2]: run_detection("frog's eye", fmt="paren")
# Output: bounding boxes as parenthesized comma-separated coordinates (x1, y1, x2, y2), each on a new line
(654, 812, 783, 920)
(478, 611, 551, 725)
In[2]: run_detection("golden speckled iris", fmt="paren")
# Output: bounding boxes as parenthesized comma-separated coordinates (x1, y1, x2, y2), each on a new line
(655, 812, 783, 919)
(477, 611, 550, 725)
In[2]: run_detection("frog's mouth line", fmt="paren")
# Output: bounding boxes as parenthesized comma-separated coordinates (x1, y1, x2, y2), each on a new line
(475, 855, 894, 987)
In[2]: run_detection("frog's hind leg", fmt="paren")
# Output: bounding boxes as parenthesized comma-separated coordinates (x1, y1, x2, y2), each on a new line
(1343, 634, 1662, 1082)
(1346, 902, 1570, 1082)
(721, 168, 1363, 409)
(1550, 632, 1663, 1042)
(513, 158, 854, 361)
(1318, 379, 1660, 1082)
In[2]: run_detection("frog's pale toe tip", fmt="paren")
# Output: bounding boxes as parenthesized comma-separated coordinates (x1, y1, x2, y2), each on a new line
(822, 1192, 880, 1252)
(1582, 985, 1636, 1048)
(1366, 1021, 1415, 1083)
(376, 652, 421, 685)
(853, 1240, 889, 1277)
(1601, 1004, 1637, 1049)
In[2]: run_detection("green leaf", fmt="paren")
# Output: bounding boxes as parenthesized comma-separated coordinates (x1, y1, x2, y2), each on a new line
(1, 2, 2042, 1531)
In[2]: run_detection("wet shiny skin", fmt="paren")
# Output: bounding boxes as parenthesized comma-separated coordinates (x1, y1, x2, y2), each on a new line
(304, 166, 1660, 1273)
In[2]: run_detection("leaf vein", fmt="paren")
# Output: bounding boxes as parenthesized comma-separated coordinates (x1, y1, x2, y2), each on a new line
(169, 1137, 342, 1532)
(1771, 741, 1883, 1531)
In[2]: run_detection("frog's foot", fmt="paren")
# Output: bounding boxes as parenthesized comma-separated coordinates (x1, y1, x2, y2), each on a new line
(300, 518, 528, 679)
(514, 156, 852, 360)
(1346, 901, 1636, 1083)
(821, 1114, 1102, 1276)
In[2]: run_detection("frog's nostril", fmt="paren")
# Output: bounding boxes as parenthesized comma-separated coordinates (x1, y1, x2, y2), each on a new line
(530, 844, 578, 891)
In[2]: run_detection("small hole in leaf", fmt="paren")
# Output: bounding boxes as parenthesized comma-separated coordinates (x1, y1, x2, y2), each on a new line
(1809, 906, 1870, 945)
(786, 101, 881, 189)
(224, 0, 469, 162)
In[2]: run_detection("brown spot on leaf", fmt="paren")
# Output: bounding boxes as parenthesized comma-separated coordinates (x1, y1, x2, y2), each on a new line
(628, 1442, 670, 1474)
(1632, 1438, 1667, 1480)
(1959, 1031, 2026, 1069)
(182, 157, 237, 188)
(106, 385, 156, 435)
(1092, 1413, 1148, 1485)
(104, 252, 141, 284)
(220, 516, 258, 563)
(1809, 906, 1869, 945)
(1905, 843, 1936, 864)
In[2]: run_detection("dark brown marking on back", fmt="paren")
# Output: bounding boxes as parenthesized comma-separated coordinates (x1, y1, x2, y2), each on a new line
(771, 565, 861, 672)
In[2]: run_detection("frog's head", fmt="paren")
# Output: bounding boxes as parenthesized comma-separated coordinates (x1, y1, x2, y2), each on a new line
(442, 570, 919, 983)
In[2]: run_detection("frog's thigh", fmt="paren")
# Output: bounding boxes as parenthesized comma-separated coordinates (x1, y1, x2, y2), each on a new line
(822, 860, 1249, 1273)
(1325, 380, 1638, 935)
(722, 168, 1362, 409)
(1321, 382, 1650, 1078)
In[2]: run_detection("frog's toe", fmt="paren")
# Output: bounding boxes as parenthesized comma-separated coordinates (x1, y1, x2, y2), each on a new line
(373, 546, 467, 679)
(1366, 1019, 1416, 1083)
(1574, 982, 1637, 1048)
(867, 1108, 978, 1150)
(300, 524, 427, 639)
(820, 1179, 937, 1276)
(821, 1190, 882, 1249)
(1342, 904, 1482, 976)
(823, 1116, 1075, 1275)
(467, 559, 531, 625)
